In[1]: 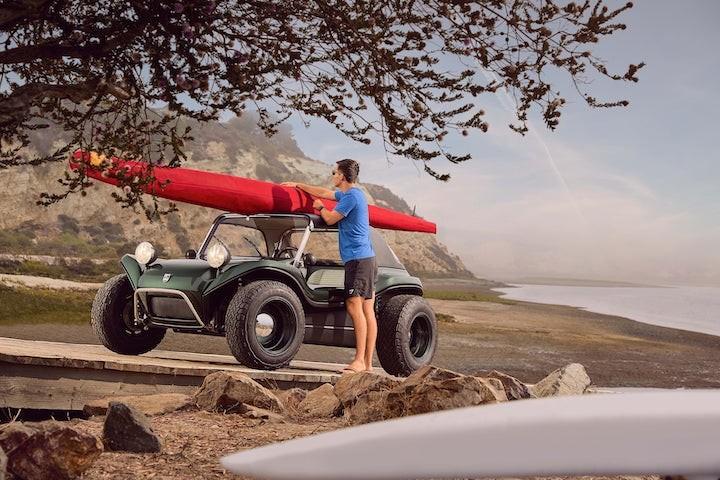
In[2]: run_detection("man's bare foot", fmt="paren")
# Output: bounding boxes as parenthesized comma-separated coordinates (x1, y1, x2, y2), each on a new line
(342, 360, 365, 373)
(364, 364, 374, 372)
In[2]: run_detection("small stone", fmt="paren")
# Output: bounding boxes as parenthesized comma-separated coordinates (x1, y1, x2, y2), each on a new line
(241, 405, 286, 424)
(103, 402, 162, 453)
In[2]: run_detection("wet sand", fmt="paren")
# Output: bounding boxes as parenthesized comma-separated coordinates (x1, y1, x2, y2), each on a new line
(1, 293, 718, 388)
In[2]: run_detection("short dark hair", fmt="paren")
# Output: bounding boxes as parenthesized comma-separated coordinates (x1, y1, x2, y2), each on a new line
(336, 158, 359, 183)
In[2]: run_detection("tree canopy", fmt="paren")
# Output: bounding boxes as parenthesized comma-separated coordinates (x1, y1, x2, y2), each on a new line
(0, 0, 643, 215)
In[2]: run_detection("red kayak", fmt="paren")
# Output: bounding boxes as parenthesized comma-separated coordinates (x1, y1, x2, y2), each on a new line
(69, 151, 436, 234)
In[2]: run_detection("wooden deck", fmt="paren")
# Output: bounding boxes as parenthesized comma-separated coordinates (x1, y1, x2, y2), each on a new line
(0, 337, 349, 411)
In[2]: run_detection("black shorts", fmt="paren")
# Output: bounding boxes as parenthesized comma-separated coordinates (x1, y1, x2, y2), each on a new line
(344, 256, 378, 300)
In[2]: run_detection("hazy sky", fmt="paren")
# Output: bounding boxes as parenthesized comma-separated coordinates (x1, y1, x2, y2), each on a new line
(282, 0, 720, 286)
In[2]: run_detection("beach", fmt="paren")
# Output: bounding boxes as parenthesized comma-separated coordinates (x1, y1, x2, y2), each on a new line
(1, 277, 718, 388)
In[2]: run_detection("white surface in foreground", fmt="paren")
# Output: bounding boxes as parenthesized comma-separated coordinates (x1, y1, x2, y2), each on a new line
(495, 284, 720, 337)
(221, 391, 720, 480)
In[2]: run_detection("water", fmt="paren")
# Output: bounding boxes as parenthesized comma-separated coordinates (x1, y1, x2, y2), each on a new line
(495, 285, 720, 337)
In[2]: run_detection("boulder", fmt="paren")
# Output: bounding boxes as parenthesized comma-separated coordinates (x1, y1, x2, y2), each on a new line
(343, 390, 395, 425)
(531, 363, 591, 398)
(346, 367, 507, 425)
(83, 393, 192, 417)
(0, 422, 102, 480)
(297, 384, 341, 418)
(333, 371, 400, 409)
(394, 375, 507, 417)
(475, 370, 534, 401)
(192, 372, 283, 413)
(273, 388, 307, 412)
(102, 402, 162, 453)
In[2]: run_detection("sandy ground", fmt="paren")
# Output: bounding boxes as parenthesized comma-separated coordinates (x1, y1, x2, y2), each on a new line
(1, 283, 718, 387)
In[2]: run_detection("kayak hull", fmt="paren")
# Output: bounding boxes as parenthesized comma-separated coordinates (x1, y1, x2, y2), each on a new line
(70, 152, 436, 234)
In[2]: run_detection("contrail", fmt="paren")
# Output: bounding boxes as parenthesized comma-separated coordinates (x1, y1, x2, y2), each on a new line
(479, 69, 587, 225)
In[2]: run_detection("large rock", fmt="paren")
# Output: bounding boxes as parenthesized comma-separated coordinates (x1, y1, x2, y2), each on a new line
(0, 422, 102, 480)
(273, 388, 308, 412)
(84, 393, 192, 417)
(474, 370, 534, 401)
(343, 390, 395, 425)
(531, 363, 591, 397)
(333, 371, 400, 409)
(346, 366, 507, 425)
(193, 372, 283, 413)
(297, 384, 341, 418)
(103, 402, 162, 453)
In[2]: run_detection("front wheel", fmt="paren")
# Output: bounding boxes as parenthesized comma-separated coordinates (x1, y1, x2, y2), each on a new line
(91, 274, 166, 355)
(377, 295, 438, 377)
(225, 280, 305, 370)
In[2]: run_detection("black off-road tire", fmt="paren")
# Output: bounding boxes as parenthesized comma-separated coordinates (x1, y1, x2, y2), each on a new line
(91, 274, 166, 355)
(225, 280, 305, 370)
(377, 294, 438, 377)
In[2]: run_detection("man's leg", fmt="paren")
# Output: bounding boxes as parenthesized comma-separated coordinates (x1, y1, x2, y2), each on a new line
(362, 294, 377, 371)
(345, 296, 367, 372)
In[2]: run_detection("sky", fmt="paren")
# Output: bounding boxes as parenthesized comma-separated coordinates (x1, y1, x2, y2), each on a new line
(281, 0, 720, 286)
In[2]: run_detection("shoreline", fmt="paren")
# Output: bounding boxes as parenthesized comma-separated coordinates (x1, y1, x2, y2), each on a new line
(493, 283, 720, 338)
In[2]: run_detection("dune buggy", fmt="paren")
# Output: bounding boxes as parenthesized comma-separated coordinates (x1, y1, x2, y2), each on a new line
(91, 213, 437, 376)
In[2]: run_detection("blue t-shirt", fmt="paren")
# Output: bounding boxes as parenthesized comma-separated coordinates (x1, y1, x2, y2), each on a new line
(334, 188, 375, 263)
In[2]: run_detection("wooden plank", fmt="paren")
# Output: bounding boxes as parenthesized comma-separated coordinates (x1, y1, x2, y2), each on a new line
(0, 337, 343, 385)
(0, 363, 199, 410)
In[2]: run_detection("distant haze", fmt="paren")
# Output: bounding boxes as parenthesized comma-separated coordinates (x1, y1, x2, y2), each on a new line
(282, 0, 720, 287)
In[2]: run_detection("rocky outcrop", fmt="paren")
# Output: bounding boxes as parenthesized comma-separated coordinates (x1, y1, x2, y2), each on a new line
(103, 402, 162, 453)
(192, 371, 283, 413)
(83, 393, 191, 417)
(345, 366, 507, 425)
(0, 421, 102, 480)
(297, 384, 341, 418)
(531, 363, 591, 398)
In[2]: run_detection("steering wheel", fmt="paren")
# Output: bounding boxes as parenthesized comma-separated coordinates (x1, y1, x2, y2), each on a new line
(276, 247, 298, 260)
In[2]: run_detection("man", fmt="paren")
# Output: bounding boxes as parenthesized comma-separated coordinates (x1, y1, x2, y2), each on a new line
(281, 159, 377, 373)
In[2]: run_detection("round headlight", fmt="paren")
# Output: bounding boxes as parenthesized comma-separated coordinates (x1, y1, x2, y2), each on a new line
(207, 243, 230, 269)
(134, 241, 157, 265)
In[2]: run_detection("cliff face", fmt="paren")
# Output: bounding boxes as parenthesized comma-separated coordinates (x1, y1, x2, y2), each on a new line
(0, 115, 474, 279)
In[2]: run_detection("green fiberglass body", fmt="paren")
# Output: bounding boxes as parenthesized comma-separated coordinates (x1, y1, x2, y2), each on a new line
(92, 213, 437, 376)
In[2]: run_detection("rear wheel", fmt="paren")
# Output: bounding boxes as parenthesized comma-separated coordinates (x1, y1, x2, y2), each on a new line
(225, 280, 305, 370)
(91, 274, 166, 355)
(377, 295, 437, 376)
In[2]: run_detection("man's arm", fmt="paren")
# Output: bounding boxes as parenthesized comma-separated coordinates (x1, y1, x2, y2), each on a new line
(313, 199, 344, 225)
(281, 182, 335, 200)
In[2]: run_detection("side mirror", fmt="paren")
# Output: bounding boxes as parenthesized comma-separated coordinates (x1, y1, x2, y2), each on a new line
(185, 249, 197, 259)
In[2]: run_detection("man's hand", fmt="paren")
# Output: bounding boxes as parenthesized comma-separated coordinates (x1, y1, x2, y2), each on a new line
(281, 181, 299, 188)
(313, 199, 324, 210)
